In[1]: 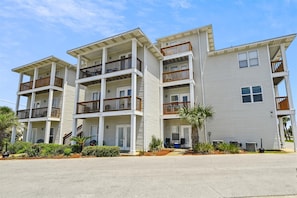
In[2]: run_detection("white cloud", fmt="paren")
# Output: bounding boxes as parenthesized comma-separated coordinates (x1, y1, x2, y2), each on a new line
(2, 0, 127, 36)
(169, 0, 191, 9)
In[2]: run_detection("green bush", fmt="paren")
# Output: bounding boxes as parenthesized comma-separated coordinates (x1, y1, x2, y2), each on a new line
(193, 143, 214, 154)
(64, 148, 72, 156)
(217, 143, 240, 154)
(82, 146, 120, 157)
(149, 135, 162, 152)
(8, 141, 32, 154)
(71, 144, 82, 153)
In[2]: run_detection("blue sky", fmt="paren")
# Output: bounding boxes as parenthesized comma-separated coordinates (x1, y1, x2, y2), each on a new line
(0, 0, 296, 111)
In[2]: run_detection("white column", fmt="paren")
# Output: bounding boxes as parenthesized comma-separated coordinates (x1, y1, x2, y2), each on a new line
(280, 44, 288, 71)
(278, 117, 285, 148)
(190, 83, 195, 108)
(58, 66, 68, 144)
(284, 75, 294, 109)
(100, 78, 106, 112)
(98, 116, 104, 146)
(47, 89, 54, 117)
(160, 119, 164, 150)
(189, 54, 193, 80)
(32, 67, 38, 89)
(160, 60, 163, 83)
(26, 122, 32, 142)
(130, 114, 136, 154)
(44, 121, 51, 143)
(29, 92, 36, 118)
(290, 114, 297, 152)
(71, 55, 81, 141)
(131, 38, 137, 69)
(102, 47, 106, 74)
(50, 62, 57, 86)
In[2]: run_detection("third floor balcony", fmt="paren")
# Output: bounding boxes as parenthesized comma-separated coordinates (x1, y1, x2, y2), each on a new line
(163, 69, 189, 83)
(79, 57, 142, 79)
(160, 42, 192, 56)
(19, 76, 63, 92)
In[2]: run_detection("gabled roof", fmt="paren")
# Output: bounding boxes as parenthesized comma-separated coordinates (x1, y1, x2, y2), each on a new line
(67, 28, 163, 60)
(12, 56, 75, 74)
(208, 33, 296, 56)
(156, 24, 215, 52)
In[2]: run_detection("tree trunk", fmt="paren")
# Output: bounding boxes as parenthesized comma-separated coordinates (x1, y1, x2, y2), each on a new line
(191, 126, 199, 147)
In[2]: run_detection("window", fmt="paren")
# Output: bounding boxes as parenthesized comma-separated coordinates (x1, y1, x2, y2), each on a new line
(238, 50, 259, 68)
(241, 86, 263, 103)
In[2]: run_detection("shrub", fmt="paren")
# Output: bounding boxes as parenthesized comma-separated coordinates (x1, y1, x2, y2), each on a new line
(82, 146, 120, 157)
(149, 135, 162, 152)
(71, 144, 82, 153)
(217, 143, 240, 154)
(64, 148, 72, 156)
(193, 143, 214, 154)
(8, 141, 32, 154)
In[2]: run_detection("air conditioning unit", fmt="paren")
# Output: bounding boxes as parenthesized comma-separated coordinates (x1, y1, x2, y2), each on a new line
(246, 142, 257, 152)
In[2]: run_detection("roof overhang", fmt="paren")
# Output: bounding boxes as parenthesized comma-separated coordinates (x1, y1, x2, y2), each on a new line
(156, 24, 215, 52)
(208, 34, 296, 56)
(67, 28, 163, 60)
(12, 56, 75, 74)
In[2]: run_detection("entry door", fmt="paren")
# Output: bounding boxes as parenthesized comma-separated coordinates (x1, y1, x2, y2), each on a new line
(49, 128, 54, 143)
(117, 87, 131, 110)
(180, 94, 189, 107)
(31, 128, 37, 143)
(91, 125, 98, 143)
(181, 125, 192, 148)
(116, 125, 131, 150)
(92, 92, 100, 111)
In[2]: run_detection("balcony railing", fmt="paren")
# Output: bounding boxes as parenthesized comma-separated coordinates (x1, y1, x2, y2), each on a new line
(17, 109, 30, 119)
(17, 107, 61, 119)
(104, 96, 142, 112)
(163, 101, 190, 114)
(19, 76, 63, 91)
(161, 42, 192, 56)
(80, 64, 102, 78)
(77, 100, 100, 114)
(276, 96, 289, 110)
(271, 60, 284, 73)
(79, 58, 142, 79)
(163, 69, 189, 82)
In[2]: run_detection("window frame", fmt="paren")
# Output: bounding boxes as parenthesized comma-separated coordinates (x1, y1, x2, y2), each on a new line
(241, 85, 263, 103)
(238, 50, 259, 68)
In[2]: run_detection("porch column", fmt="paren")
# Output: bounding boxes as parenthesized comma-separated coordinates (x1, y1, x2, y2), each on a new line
(160, 60, 163, 83)
(190, 83, 195, 108)
(26, 122, 32, 142)
(102, 47, 106, 74)
(50, 62, 57, 86)
(284, 75, 294, 109)
(44, 121, 51, 143)
(130, 114, 136, 154)
(58, 66, 68, 144)
(32, 67, 38, 89)
(290, 113, 297, 152)
(29, 92, 36, 119)
(160, 119, 164, 151)
(278, 117, 285, 148)
(98, 116, 104, 146)
(47, 89, 54, 117)
(71, 55, 81, 143)
(189, 54, 193, 80)
(131, 38, 137, 69)
(100, 79, 106, 113)
(280, 44, 288, 71)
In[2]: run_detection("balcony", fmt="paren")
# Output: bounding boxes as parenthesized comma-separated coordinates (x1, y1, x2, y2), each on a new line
(161, 42, 192, 56)
(17, 107, 61, 119)
(163, 69, 189, 83)
(19, 76, 63, 91)
(163, 101, 190, 114)
(77, 100, 100, 114)
(79, 57, 142, 79)
(276, 96, 289, 110)
(271, 60, 284, 73)
(104, 96, 142, 112)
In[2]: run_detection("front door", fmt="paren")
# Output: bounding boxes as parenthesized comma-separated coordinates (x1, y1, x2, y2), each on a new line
(31, 128, 37, 143)
(116, 125, 131, 150)
(49, 128, 54, 143)
(181, 125, 192, 148)
(91, 125, 98, 144)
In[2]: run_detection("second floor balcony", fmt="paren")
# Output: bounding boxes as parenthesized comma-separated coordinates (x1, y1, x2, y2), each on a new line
(104, 96, 142, 112)
(163, 69, 189, 83)
(163, 101, 190, 114)
(79, 57, 142, 79)
(275, 96, 289, 111)
(77, 100, 100, 114)
(19, 76, 63, 91)
(17, 107, 61, 119)
(271, 60, 284, 73)
(161, 42, 192, 56)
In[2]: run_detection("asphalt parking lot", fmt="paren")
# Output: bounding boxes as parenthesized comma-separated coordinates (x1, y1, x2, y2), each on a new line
(1, 153, 297, 198)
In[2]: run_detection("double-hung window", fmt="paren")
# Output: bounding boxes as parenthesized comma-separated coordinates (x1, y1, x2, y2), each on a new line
(241, 86, 263, 103)
(238, 50, 259, 68)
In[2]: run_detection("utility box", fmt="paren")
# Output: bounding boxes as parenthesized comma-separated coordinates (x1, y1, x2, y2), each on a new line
(246, 142, 257, 152)
(212, 140, 224, 150)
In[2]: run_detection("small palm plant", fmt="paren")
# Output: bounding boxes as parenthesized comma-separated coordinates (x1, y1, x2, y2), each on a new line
(149, 135, 162, 152)
(71, 136, 91, 152)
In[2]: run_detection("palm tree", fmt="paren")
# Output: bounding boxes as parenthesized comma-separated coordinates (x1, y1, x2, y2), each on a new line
(70, 136, 91, 152)
(0, 106, 18, 150)
(283, 116, 291, 141)
(179, 104, 214, 147)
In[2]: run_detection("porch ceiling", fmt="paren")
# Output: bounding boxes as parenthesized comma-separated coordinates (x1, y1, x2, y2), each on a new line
(67, 28, 163, 60)
(12, 56, 74, 75)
